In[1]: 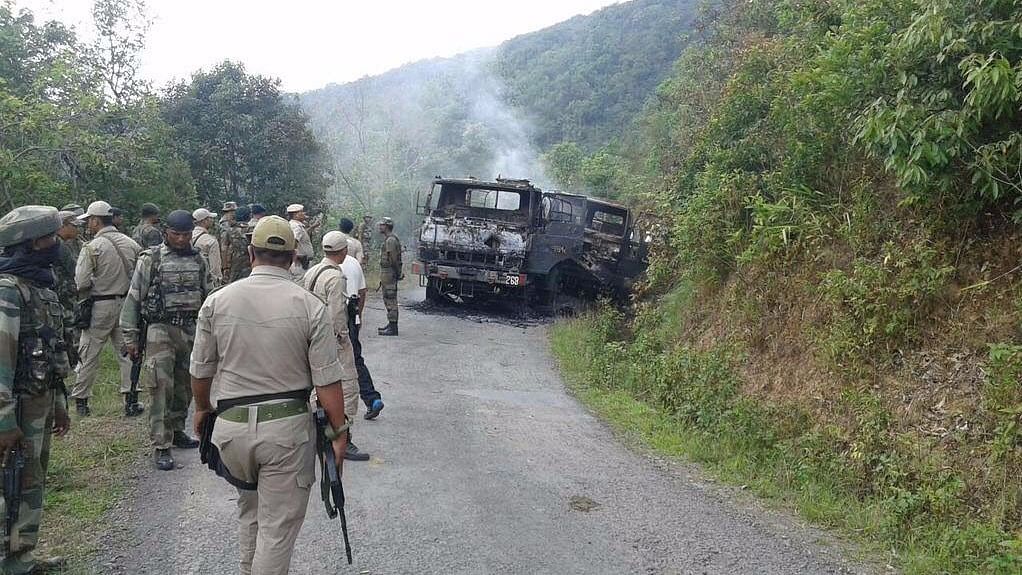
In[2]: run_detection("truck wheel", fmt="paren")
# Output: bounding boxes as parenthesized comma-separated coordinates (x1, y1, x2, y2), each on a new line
(426, 279, 446, 304)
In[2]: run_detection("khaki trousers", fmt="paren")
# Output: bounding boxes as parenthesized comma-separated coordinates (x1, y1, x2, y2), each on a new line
(71, 298, 133, 398)
(212, 410, 316, 575)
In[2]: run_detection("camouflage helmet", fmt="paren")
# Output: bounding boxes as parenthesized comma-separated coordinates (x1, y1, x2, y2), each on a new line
(378, 216, 394, 228)
(0, 206, 62, 248)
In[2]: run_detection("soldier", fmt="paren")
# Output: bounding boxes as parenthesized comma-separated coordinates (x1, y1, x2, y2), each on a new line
(249, 204, 266, 225)
(131, 203, 163, 249)
(221, 206, 252, 284)
(190, 216, 350, 575)
(285, 204, 315, 272)
(110, 207, 126, 234)
(0, 206, 72, 574)
(337, 233, 385, 420)
(54, 212, 82, 366)
(338, 218, 365, 267)
(122, 210, 209, 471)
(305, 231, 368, 461)
(191, 209, 223, 288)
(377, 217, 402, 336)
(71, 201, 142, 417)
(357, 215, 374, 254)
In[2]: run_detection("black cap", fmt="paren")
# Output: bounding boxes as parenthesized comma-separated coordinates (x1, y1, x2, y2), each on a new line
(165, 209, 195, 232)
(339, 218, 354, 233)
(141, 203, 160, 217)
(110, 207, 123, 217)
(250, 204, 266, 216)
(236, 205, 251, 222)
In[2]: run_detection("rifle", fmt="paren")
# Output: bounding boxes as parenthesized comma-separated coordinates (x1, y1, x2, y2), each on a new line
(313, 407, 353, 564)
(2, 399, 25, 556)
(122, 316, 147, 415)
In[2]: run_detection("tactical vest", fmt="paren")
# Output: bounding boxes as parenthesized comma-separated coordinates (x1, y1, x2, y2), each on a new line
(142, 248, 206, 325)
(0, 275, 70, 395)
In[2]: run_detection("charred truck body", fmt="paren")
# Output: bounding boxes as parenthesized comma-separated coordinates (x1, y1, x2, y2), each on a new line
(413, 177, 647, 307)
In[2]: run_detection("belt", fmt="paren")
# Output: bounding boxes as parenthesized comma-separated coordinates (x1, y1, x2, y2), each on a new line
(93, 293, 126, 301)
(218, 399, 308, 424)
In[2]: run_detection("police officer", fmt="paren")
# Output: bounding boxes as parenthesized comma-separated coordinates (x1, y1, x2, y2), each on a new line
(190, 216, 350, 575)
(305, 231, 368, 461)
(378, 217, 402, 336)
(131, 203, 163, 249)
(71, 201, 142, 417)
(0, 206, 72, 574)
(191, 208, 223, 287)
(121, 210, 210, 471)
(286, 204, 314, 272)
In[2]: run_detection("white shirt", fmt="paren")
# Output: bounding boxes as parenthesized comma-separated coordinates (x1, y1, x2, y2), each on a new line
(346, 237, 364, 265)
(340, 254, 366, 299)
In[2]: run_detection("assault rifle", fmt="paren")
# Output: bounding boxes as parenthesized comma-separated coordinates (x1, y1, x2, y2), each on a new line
(313, 407, 352, 564)
(2, 399, 25, 556)
(122, 316, 147, 416)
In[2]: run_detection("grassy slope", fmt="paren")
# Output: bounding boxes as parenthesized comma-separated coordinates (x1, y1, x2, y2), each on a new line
(40, 349, 146, 571)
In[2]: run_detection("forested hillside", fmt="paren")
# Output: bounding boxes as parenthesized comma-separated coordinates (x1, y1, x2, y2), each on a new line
(551, 0, 1022, 573)
(300, 0, 699, 229)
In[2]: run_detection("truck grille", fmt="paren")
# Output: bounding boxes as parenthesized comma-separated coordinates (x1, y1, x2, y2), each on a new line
(438, 249, 521, 269)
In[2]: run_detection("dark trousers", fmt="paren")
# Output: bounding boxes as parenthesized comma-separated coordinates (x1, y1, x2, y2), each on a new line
(348, 310, 383, 407)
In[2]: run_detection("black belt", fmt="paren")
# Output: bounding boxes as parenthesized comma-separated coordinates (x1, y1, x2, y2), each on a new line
(92, 293, 126, 301)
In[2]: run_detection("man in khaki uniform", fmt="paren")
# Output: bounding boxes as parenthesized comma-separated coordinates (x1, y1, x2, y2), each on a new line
(190, 216, 351, 575)
(305, 231, 369, 461)
(71, 201, 143, 417)
(338, 218, 365, 266)
(286, 204, 315, 271)
(191, 208, 223, 287)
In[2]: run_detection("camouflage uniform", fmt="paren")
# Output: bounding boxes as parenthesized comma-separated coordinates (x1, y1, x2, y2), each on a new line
(120, 245, 209, 453)
(380, 229, 402, 325)
(53, 238, 79, 366)
(131, 221, 163, 249)
(0, 206, 71, 574)
(220, 223, 251, 284)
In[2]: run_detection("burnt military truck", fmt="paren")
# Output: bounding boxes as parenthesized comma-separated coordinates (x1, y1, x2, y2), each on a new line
(413, 177, 647, 309)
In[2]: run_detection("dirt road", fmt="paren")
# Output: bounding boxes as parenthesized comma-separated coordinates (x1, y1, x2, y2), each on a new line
(95, 288, 873, 574)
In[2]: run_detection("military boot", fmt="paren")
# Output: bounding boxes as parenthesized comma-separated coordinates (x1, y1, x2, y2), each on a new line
(378, 322, 398, 336)
(75, 398, 90, 417)
(155, 449, 174, 471)
(173, 431, 199, 449)
(124, 392, 144, 417)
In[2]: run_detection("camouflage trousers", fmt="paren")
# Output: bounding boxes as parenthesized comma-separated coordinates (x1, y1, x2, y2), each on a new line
(144, 323, 194, 450)
(381, 280, 399, 323)
(1, 390, 55, 575)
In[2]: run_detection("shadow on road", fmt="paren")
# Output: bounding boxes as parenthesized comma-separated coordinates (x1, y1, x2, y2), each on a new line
(404, 297, 553, 329)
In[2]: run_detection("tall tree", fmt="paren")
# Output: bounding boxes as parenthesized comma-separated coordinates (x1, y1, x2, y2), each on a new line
(163, 61, 331, 214)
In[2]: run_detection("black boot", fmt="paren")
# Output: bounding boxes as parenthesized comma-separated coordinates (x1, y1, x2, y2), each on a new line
(154, 448, 174, 471)
(344, 442, 370, 461)
(124, 392, 144, 417)
(378, 322, 398, 336)
(75, 398, 90, 417)
(173, 431, 199, 449)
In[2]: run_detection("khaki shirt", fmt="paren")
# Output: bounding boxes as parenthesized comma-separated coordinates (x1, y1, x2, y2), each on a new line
(346, 237, 365, 266)
(290, 219, 314, 259)
(189, 265, 345, 407)
(303, 259, 357, 382)
(75, 226, 142, 297)
(191, 227, 223, 285)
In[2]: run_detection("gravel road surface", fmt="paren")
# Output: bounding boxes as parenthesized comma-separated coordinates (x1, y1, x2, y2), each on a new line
(95, 288, 875, 575)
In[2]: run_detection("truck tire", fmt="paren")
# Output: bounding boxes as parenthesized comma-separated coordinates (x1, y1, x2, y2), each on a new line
(426, 278, 446, 304)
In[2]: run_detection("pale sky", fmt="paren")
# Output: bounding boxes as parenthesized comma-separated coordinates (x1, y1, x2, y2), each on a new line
(16, 0, 621, 92)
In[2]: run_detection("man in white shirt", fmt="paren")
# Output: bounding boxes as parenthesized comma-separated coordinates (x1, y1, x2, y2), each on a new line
(338, 218, 365, 267)
(339, 242, 385, 419)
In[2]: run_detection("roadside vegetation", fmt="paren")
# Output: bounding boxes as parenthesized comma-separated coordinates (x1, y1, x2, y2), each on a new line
(552, 0, 1022, 573)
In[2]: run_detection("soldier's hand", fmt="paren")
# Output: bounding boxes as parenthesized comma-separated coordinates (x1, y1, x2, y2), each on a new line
(125, 343, 139, 360)
(331, 433, 348, 475)
(53, 409, 71, 437)
(0, 428, 25, 465)
(194, 409, 212, 438)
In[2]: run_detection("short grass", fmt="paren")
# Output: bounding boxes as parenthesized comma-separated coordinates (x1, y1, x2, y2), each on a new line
(39, 348, 146, 570)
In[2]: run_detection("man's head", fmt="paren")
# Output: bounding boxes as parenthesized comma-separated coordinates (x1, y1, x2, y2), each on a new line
(378, 216, 394, 235)
(61, 204, 84, 218)
(0, 206, 62, 260)
(164, 210, 194, 253)
(248, 215, 296, 269)
(236, 205, 251, 225)
(111, 207, 124, 228)
(321, 231, 350, 264)
(78, 201, 115, 234)
(56, 211, 81, 241)
(141, 202, 161, 223)
(192, 208, 217, 230)
(339, 218, 355, 234)
(222, 201, 237, 223)
(286, 204, 306, 222)
(250, 204, 266, 221)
